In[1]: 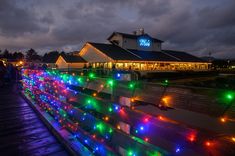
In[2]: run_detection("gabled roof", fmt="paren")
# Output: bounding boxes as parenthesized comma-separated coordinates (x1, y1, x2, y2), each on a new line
(61, 55, 86, 63)
(87, 42, 206, 63)
(107, 32, 164, 43)
(88, 42, 142, 61)
(162, 50, 205, 62)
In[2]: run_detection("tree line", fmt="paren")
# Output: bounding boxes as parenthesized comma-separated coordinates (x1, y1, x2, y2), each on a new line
(0, 49, 67, 62)
(0, 49, 24, 60)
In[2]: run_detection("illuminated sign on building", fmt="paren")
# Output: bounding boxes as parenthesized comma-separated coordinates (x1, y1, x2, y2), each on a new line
(138, 38, 151, 47)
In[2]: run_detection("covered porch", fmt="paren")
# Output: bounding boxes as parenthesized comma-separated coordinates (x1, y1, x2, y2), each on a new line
(91, 61, 210, 71)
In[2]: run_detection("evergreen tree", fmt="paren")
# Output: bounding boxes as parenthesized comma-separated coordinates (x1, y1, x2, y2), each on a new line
(26, 48, 41, 61)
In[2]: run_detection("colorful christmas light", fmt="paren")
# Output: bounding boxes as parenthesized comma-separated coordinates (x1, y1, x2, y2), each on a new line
(21, 69, 234, 156)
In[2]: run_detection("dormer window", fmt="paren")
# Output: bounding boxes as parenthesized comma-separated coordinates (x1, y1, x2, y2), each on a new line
(107, 31, 163, 51)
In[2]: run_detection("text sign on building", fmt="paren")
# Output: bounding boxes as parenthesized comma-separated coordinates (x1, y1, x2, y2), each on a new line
(138, 36, 152, 48)
(139, 38, 151, 47)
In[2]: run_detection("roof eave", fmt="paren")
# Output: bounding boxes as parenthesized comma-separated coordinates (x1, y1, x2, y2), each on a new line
(107, 32, 117, 41)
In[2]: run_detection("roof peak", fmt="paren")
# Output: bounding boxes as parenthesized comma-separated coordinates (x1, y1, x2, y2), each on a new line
(107, 31, 164, 43)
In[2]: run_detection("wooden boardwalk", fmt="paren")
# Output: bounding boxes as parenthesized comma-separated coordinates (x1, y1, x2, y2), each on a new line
(0, 85, 70, 156)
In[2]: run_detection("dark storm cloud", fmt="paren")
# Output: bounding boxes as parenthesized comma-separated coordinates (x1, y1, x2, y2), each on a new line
(0, 0, 49, 36)
(0, 0, 235, 58)
(198, 1, 235, 29)
(135, 0, 171, 19)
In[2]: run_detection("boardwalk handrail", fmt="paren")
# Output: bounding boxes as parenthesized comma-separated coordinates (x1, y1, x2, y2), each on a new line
(21, 69, 235, 156)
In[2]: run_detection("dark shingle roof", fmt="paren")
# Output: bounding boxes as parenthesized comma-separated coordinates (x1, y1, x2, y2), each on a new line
(62, 55, 86, 63)
(162, 50, 205, 62)
(107, 32, 164, 43)
(88, 42, 206, 62)
(89, 42, 142, 60)
(128, 49, 176, 61)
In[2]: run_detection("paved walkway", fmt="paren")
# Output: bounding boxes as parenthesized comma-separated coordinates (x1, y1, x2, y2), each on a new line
(0, 85, 70, 156)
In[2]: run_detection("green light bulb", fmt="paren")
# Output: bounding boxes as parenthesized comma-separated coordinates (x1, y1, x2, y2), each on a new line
(89, 73, 95, 78)
(129, 83, 135, 89)
(109, 80, 113, 85)
(108, 107, 113, 112)
(96, 123, 104, 132)
(78, 77, 82, 82)
(227, 94, 233, 100)
(128, 151, 135, 156)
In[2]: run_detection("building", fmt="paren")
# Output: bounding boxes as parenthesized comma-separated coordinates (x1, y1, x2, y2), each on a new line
(77, 29, 210, 71)
(56, 55, 86, 69)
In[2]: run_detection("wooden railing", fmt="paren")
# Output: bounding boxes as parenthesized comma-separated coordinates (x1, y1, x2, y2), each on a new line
(21, 69, 235, 156)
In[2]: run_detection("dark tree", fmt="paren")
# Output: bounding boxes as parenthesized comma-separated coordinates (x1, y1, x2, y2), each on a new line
(3, 49, 10, 59)
(60, 51, 66, 57)
(13, 52, 24, 60)
(42, 53, 48, 60)
(17, 52, 24, 60)
(13, 52, 18, 60)
(26, 48, 41, 61)
(48, 51, 59, 57)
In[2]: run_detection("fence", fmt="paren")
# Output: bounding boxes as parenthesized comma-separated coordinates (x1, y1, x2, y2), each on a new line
(21, 69, 235, 156)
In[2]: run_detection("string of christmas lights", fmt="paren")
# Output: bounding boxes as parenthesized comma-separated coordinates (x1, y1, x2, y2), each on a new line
(21, 69, 235, 156)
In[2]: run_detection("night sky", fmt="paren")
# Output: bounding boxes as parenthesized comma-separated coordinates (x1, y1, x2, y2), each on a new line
(0, 0, 234, 58)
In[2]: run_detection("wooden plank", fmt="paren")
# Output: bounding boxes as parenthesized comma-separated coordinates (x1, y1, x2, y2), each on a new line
(0, 109, 36, 119)
(48, 150, 70, 156)
(0, 124, 44, 137)
(0, 128, 49, 145)
(0, 106, 32, 113)
(0, 105, 29, 110)
(0, 118, 42, 133)
(0, 86, 70, 156)
(24, 143, 65, 156)
(0, 115, 38, 124)
(17, 136, 59, 152)
(0, 109, 34, 119)
(0, 130, 51, 149)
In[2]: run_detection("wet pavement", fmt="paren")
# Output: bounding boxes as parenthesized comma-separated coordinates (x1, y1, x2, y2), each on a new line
(0, 84, 70, 156)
